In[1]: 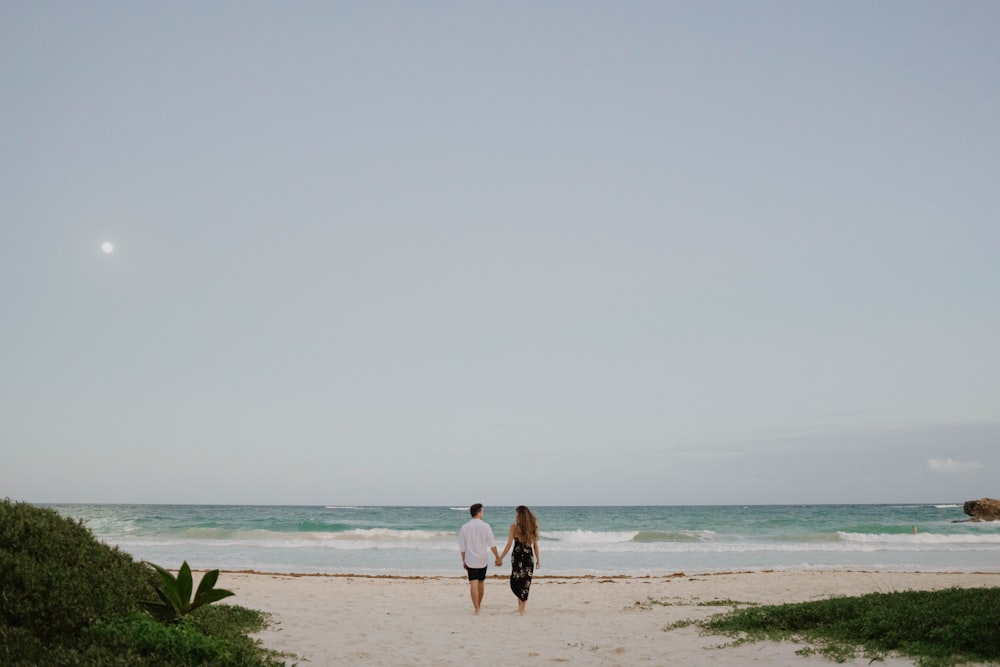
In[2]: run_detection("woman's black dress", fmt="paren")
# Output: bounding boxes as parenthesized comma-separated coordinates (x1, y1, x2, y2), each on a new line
(509, 538, 534, 601)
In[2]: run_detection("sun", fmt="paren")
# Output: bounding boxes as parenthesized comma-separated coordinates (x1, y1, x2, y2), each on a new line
(101, 241, 114, 254)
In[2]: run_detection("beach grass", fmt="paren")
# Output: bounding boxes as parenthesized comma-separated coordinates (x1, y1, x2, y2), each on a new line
(695, 586, 1000, 666)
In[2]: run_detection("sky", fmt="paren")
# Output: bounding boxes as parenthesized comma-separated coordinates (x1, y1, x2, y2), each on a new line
(2, 1, 998, 506)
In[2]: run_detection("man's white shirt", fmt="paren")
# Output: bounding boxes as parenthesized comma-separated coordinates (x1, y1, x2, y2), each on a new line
(458, 518, 496, 568)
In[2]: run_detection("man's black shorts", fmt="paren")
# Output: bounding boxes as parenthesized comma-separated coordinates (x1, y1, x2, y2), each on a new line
(466, 566, 487, 581)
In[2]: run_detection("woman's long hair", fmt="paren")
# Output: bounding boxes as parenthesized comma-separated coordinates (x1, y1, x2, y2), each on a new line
(514, 505, 538, 543)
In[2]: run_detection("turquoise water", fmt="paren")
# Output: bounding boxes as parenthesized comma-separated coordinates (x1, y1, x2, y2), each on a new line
(49, 503, 1000, 576)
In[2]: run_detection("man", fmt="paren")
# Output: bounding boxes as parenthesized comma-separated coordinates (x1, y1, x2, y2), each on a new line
(458, 503, 500, 614)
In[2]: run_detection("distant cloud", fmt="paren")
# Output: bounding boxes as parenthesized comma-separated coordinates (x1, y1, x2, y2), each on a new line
(927, 458, 984, 474)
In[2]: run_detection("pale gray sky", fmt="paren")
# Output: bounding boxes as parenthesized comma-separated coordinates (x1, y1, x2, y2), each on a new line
(2, 1, 998, 505)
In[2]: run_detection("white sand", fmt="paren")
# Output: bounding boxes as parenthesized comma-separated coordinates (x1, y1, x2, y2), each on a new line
(220, 570, 999, 666)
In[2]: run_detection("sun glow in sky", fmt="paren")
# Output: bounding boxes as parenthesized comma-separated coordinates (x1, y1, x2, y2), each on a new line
(2, 2, 998, 506)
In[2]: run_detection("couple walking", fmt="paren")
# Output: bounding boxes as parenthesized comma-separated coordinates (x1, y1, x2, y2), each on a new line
(458, 504, 540, 615)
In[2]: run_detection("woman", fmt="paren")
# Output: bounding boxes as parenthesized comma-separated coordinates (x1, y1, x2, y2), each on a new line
(498, 505, 540, 615)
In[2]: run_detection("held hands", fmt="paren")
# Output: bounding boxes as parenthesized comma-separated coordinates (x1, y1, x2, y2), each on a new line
(495, 557, 503, 566)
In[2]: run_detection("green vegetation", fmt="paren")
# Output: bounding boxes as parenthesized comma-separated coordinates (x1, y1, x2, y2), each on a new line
(692, 587, 1000, 667)
(82, 606, 280, 666)
(632, 596, 757, 610)
(144, 561, 235, 623)
(696, 598, 757, 607)
(1, 499, 288, 666)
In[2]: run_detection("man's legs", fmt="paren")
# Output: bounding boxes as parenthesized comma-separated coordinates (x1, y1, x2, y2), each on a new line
(466, 567, 487, 614)
(468, 578, 487, 614)
(468, 580, 480, 613)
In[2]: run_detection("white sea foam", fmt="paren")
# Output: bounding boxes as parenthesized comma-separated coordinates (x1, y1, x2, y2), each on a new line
(544, 529, 639, 544)
(342, 528, 454, 541)
(838, 531, 1000, 545)
(164, 527, 454, 545)
(681, 529, 717, 540)
(146, 528, 1000, 555)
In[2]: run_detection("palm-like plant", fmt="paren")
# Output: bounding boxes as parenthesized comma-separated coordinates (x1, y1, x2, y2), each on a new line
(142, 560, 235, 623)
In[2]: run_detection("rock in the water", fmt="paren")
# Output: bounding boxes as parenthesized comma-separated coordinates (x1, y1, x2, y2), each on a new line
(963, 497, 1000, 521)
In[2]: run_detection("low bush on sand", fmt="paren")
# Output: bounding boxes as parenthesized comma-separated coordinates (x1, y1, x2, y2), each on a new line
(1, 499, 287, 666)
(696, 586, 1000, 667)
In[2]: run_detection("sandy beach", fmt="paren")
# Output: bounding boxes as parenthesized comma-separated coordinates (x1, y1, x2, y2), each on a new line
(220, 569, 999, 666)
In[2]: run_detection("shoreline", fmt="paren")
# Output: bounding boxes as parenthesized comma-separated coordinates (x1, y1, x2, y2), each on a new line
(220, 569, 1000, 666)
(213, 567, 1000, 578)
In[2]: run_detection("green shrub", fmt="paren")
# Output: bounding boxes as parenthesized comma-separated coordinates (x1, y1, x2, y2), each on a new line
(0, 499, 155, 646)
(186, 602, 271, 639)
(84, 609, 285, 667)
(0, 499, 288, 666)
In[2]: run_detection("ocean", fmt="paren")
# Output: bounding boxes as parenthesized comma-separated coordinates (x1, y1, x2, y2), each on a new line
(48, 503, 1000, 577)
